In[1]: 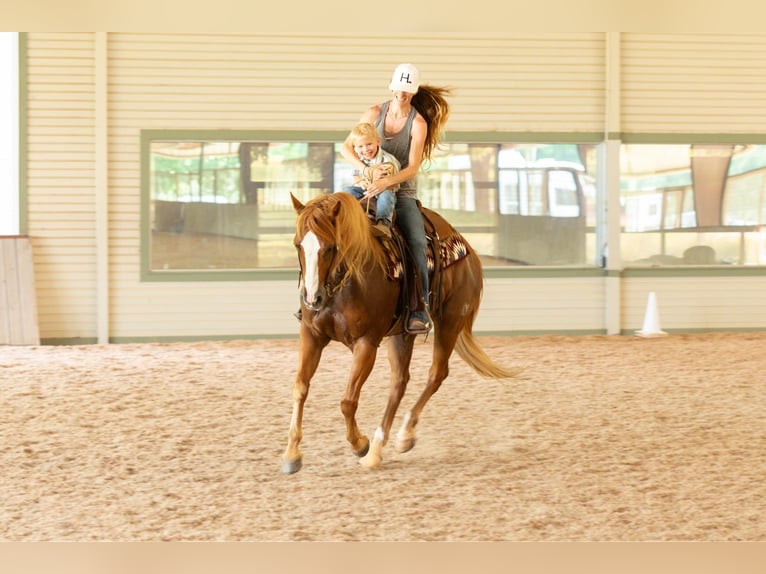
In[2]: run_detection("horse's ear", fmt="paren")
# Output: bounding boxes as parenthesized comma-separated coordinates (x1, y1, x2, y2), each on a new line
(290, 193, 305, 214)
(332, 196, 343, 217)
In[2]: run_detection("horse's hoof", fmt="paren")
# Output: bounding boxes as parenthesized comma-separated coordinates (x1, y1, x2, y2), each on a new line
(353, 438, 370, 458)
(281, 457, 302, 474)
(359, 453, 382, 469)
(396, 437, 416, 453)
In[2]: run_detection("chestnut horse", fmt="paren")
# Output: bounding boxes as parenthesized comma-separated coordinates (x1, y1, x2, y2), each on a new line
(282, 192, 517, 474)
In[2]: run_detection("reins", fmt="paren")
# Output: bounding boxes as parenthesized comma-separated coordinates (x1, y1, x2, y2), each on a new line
(295, 192, 395, 311)
(295, 244, 350, 300)
(360, 161, 398, 218)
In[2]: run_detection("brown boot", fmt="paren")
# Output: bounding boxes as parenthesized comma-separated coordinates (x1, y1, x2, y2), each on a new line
(406, 307, 432, 334)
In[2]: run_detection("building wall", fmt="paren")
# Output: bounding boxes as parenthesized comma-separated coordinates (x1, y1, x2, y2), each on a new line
(22, 32, 766, 343)
(621, 34, 766, 133)
(26, 33, 98, 341)
(622, 274, 766, 332)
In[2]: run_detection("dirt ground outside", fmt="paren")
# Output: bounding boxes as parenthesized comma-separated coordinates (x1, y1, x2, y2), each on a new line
(1, 332, 765, 541)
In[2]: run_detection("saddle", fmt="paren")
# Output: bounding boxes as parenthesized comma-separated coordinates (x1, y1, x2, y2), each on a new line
(360, 197, 470, 332)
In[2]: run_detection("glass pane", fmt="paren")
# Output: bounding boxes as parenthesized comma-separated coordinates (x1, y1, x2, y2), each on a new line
(663, 189, 682, 229)
(146, 137, 599, 273)
(548, 169, 581, 217)
(620, 144, 766, 265)
(150, 141, 332, 270)
(419, 143, 596, 266)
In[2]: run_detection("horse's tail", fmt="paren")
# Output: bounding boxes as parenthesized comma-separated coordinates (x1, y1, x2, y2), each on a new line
(454, 306, 521, 380)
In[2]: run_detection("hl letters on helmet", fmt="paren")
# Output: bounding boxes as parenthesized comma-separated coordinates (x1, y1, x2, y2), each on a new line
(389, 63, 420, 94)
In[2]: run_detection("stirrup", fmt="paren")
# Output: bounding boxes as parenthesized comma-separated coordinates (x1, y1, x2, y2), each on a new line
(406, 318, 431, 334)
(406, 310, 431, 335)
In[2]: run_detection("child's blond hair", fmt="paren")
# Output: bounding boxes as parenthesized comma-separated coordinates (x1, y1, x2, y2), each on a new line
(351, 122, 380, 143)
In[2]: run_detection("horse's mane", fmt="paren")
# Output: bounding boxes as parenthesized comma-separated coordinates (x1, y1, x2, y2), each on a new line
(296, 193, 388, 287)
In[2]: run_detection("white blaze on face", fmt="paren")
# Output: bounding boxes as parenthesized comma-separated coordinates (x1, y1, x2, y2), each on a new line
(301, 231, 321, 306)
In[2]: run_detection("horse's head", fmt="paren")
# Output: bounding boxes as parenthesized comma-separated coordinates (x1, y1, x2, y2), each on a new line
(291, 193, 387, 312)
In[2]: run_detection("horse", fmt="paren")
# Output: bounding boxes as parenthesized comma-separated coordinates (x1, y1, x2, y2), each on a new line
(282, 191, 518, 474)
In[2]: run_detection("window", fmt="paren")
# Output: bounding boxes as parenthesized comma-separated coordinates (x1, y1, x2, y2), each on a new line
(620, 143, 766, 265)
(147, 139, 335, 273)
(142, 132, 600, 278)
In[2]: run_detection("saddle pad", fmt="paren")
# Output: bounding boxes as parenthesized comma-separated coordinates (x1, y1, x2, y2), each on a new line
(428, 233, 470, 272)
(382, 231, 470, 281)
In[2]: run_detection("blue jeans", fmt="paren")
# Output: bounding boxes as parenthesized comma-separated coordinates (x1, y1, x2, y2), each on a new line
(340, 186, 396, 224)
(394, 197, 429, 306)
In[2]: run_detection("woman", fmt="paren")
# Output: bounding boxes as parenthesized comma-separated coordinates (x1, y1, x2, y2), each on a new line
(341, 63, 451, 334)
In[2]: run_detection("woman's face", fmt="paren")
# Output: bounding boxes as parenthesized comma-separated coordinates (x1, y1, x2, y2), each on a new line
(391, 91, 414, 105)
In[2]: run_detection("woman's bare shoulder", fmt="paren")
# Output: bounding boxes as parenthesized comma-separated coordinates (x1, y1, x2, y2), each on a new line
(360, 103, 383, 122)
(411, 111, 427, 132)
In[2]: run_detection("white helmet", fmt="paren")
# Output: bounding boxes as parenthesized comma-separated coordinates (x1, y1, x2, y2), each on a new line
(388, 63, 420, 94)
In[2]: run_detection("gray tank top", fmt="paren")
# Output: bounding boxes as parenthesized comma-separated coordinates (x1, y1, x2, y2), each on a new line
(375, 100, 418, 199)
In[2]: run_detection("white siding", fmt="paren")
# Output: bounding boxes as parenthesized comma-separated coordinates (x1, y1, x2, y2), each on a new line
(106, 33, 605, 132)
(623, 277, 766, 332)
(478, 277, 605, 333)
(22, 32, 766, 342)
(102, 32, 606, 340)
(622, 34, 766, 133)
(26, 32, 97, 340)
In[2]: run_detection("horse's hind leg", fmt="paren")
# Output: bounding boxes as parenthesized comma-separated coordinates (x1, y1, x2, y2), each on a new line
(396, 324, 461, 454)
(281, 329, 328, 474)
(360, 333, 415, 469)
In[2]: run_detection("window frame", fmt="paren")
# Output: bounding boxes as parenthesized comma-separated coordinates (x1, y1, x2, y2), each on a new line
(618, 135, 766, 267)
(139, 129, 606, 282)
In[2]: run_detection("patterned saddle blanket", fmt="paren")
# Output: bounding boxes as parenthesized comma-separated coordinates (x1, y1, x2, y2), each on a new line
(376, 204, 470, 281)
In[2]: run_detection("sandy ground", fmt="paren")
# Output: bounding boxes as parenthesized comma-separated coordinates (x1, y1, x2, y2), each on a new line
(1, 332, 765, 541)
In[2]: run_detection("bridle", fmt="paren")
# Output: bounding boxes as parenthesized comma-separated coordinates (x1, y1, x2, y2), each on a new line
(295, 232, 350, 311)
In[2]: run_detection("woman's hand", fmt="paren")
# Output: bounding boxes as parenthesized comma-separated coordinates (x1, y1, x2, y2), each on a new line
(374, 163, 395, 179)
(363, 176, 392, 198)
(363, 164, 396, 197)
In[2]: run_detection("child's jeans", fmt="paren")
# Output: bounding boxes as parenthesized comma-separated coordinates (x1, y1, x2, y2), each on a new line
(339, 186, 396, 224)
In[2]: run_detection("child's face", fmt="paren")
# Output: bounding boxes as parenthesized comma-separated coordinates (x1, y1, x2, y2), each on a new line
(353, 135, 379, 161)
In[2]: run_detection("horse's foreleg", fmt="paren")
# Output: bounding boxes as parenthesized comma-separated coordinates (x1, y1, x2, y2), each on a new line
(281, 331, 326, 474)
(396, 332, 455, 454)
(360, 334, 415, 469)
(341, 340, 378, 460)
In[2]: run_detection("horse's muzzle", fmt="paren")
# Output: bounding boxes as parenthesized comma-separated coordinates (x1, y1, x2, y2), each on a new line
(301, 288, 326, 311)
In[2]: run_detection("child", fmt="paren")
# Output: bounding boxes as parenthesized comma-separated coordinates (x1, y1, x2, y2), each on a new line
(339, 122, 400, 230)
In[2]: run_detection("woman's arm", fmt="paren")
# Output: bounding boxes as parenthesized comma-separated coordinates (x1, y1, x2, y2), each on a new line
(364, 114, 426, 196)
